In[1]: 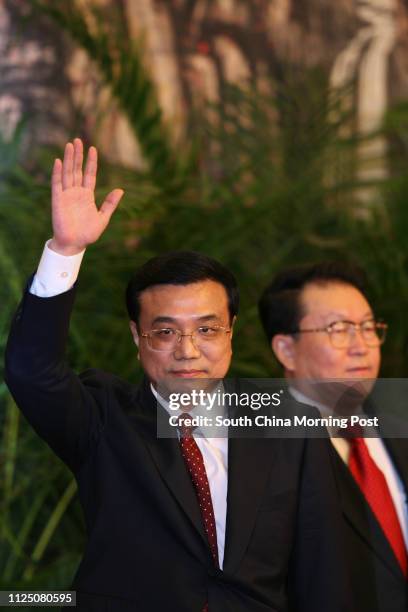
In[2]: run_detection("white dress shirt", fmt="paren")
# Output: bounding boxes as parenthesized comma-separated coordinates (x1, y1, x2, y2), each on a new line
(290, 387, 408, 549)
(30, 241, 229, 568)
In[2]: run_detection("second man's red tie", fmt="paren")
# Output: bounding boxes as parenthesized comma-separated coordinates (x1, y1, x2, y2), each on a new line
(348, 437, 408, 578)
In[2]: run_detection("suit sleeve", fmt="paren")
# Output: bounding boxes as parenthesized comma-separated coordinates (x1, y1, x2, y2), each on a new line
(5, 286, 109, 473)
(288, 436, 355, 612)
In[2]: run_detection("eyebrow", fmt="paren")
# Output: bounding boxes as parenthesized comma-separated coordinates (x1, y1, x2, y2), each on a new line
(325, 310, 374, 320)
(151, 314, 221, 326)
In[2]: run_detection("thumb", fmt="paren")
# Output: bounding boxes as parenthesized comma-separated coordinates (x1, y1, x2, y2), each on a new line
(99, 188, 124, 222)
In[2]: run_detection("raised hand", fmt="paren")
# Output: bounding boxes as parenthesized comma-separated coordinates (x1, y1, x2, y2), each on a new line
(50, 138, 124, 255)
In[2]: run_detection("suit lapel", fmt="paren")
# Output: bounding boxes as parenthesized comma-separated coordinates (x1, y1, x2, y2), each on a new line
(333, 449, 405, 580)
(365, 400, 408, 496)
(223, 437, 274, 573)
(130, 379, 208, 547)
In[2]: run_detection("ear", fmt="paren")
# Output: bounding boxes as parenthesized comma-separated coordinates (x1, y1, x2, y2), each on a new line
(271, 334, 296, 372)
(129, 320, 140, 348)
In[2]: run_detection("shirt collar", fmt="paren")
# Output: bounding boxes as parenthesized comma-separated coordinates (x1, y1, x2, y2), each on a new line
(150, 381, 225, 439)
(289, 385, 372, 437)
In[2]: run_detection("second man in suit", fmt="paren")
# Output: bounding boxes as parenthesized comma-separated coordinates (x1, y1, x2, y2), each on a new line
(259, 261, 408, 612)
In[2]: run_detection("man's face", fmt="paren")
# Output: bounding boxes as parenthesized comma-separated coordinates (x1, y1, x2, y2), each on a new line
(130, 280, 234, 386)
(285, 281, 381, 382)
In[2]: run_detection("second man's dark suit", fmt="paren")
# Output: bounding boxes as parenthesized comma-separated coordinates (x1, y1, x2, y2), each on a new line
(5, 287, 353, 611)
(332, 437, 408, 612)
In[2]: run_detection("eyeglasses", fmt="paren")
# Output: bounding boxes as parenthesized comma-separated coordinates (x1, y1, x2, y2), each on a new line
(294, 319, 387, 349)
(140, 325, 231, 352)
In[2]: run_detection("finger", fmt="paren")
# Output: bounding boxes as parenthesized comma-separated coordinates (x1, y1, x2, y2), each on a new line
(73, 137, 83, 186)
(62, 142, 74, 189)
(99, 189, 124, 223)
(83, 146, 97, 190)
(51, 158, 63, 199)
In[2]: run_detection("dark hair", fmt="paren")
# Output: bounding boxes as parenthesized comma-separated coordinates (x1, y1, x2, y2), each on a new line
(126, 251, 239, 326)
(258, 261, 369, 342)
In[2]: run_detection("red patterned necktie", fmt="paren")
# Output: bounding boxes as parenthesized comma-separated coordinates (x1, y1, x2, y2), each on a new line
(348, 436, 408, 577)
(178, 414, 219, 612)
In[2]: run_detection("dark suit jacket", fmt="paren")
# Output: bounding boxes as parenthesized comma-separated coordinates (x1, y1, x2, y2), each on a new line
(331, 436, 408, 612)
(5, 287, 352, 612)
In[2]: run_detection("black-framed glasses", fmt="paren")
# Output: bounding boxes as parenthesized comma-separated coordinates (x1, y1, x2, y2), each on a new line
(140, 325, 231, 352)
(294, 319, 387, 349)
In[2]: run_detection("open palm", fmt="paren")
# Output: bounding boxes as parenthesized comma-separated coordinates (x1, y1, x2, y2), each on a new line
(51, 138, 124, 255)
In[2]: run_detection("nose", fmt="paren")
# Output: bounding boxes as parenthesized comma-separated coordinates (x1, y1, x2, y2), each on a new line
(348, 326, 368, 354)
(173, 333, 201, 359)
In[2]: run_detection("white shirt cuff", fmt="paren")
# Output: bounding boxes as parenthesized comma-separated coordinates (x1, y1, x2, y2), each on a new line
(30, 240, 85, 297)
